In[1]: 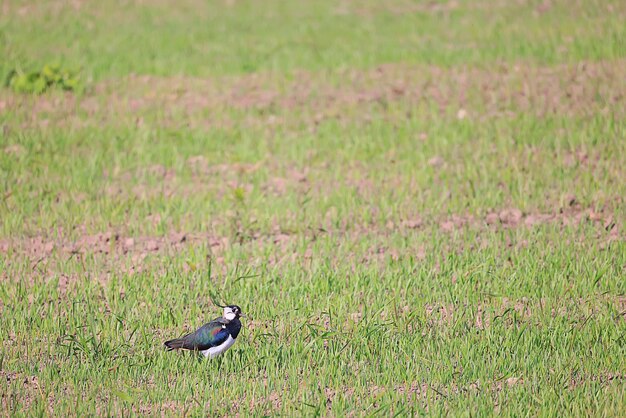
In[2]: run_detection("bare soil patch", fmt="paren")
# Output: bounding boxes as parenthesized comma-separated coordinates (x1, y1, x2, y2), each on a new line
(3, 60, 625, 131)
(1, 201, 621, 280)
(102, 59, 626, 120)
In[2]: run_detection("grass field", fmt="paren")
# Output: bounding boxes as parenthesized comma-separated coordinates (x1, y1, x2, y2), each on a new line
(1, 0, 626, 415)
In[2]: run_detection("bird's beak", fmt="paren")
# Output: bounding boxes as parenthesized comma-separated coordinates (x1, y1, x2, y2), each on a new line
(239, 313, 246, 318)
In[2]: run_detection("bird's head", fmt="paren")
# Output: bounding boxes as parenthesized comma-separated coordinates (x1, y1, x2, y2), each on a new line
(221, 304, 244, 320)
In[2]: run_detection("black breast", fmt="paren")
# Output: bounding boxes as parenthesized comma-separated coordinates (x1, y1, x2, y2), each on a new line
(226, 318, 242, 339)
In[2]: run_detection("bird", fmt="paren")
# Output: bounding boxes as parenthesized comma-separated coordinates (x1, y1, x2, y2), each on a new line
(164, 304, 244, 358)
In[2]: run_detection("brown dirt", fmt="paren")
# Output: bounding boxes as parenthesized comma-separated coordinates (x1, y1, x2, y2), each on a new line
(426, 295, 625, 332)
(3, 60, 625, 132)
(0, 201, 621, 279)
(568, 371, 626, 390)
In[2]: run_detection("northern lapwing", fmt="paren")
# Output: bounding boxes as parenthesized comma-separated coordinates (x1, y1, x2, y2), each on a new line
(164, 304, 244, 358)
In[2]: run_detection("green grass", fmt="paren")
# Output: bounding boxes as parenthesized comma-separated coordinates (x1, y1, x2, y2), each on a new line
(2, 0, 625, 78)
(1, 0, 625, 416)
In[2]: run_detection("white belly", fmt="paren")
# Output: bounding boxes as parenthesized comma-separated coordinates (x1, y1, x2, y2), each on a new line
(201, 336, 236, 358)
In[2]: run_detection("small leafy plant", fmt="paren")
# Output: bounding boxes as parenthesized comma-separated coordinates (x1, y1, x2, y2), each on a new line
(5, 63, 81, 94)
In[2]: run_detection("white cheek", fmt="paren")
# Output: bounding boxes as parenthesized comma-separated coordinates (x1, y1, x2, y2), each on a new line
(224, 312, 236, 320)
